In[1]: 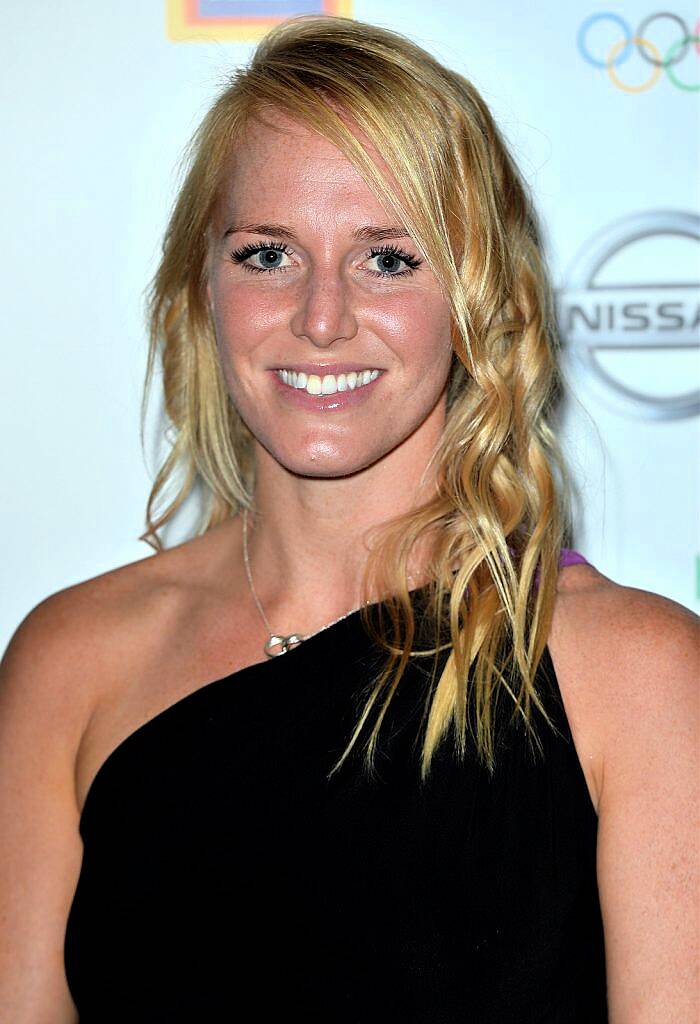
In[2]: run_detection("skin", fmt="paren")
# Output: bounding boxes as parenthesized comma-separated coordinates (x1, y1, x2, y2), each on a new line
(206, 109, 454, 631)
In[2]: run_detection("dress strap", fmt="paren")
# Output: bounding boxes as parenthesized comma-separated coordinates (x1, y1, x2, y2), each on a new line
(532, 547, 589, 590)
(558, 548, 589, 568)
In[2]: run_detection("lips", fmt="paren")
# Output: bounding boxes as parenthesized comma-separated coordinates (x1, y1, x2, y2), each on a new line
(268, 367, 383, 411)
(270, 361, 385, 375)
(278, 367, 380, 395)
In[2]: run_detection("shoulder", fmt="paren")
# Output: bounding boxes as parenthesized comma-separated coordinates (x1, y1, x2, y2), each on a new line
(4, 516, 246, 661)
(1, 538, 211, 758)
(551, 561, 698, 711)
(1, 516, 246, 762)
(0, 556, 175, 1018)
(1, 569, 140, 775)
(545, 562, 698, 813)
(547, 564, 698, 1013)
(557, 560, 698, 811)
(0, 532, 242, 1020)
(4, 549, 173, 679)
(552, 566, 699, 1016)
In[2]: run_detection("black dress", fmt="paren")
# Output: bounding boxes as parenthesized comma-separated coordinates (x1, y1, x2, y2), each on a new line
(64, 574, 608, 1022)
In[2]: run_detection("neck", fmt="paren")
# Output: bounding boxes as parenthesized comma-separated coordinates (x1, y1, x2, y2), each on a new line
(240, 430, 444, 635)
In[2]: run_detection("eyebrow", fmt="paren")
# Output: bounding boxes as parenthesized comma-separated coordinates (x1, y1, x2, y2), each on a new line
(222, 222, 410, 243)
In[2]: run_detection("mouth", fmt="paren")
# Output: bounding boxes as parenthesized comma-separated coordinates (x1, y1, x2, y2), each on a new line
(274, 367, 382, 396)
(268, 367, 385, 411)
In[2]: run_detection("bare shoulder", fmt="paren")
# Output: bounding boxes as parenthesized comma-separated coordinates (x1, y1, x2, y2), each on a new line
(551, 561, 698, 696)
(553, 559, 699, 798)
(1, 519, 243, 769)
(551, 567, 699, 1017)
(3, 549, 171, 729)
(10, 517, 255, 817)
(0, 527, 247, 1021)
(552, 559, 698, 643)
(545, 562, 699, 816)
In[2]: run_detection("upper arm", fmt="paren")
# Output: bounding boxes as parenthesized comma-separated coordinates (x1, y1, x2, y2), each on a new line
(0, 591, 99, 1023)
(595, 589, 699, 1022)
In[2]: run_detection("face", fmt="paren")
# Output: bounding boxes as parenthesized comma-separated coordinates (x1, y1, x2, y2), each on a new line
(207, 109, 454, 479)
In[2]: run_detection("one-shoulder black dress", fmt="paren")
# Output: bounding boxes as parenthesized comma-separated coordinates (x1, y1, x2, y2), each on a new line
(64, 553, 608, 1022)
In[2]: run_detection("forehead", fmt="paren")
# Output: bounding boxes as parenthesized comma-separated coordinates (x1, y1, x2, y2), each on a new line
(218, 108, 399, 220)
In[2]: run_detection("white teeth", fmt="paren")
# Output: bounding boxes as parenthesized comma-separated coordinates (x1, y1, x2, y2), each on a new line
(276, 368, 380, 396)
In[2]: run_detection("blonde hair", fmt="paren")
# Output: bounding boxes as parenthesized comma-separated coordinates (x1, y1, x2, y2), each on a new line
(142, 15, 574, 782)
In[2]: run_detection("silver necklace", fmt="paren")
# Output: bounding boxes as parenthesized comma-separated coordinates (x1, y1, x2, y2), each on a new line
(242, 508, 363, 658)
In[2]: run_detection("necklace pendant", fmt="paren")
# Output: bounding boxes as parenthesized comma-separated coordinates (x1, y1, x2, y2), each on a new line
(264, 632, 305, 658)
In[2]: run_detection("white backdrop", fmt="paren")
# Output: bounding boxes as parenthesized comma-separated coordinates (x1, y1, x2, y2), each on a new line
(2, 1, 698, 650)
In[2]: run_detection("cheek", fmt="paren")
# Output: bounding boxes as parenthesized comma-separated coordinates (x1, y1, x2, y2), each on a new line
(210, 275, 452, 375)
(378, 293, 453, 371)
(209, 300, 246, 395)
(209, 294, 263, 383)
(211, 282, 292, 353)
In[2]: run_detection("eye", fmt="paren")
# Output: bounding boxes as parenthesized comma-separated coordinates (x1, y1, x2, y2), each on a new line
(362, 244, 423, 279)
(229, 240, 296, 275)
(228, 239, 423, 279)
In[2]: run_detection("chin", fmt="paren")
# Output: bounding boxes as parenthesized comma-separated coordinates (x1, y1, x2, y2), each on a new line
(270, 441, 382, 479)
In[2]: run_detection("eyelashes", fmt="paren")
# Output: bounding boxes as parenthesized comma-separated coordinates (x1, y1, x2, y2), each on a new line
(228, 239, 423, 279)
(228, 240, 292, 275)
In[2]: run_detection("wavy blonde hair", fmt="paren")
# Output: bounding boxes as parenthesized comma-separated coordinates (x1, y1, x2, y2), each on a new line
(141, 15, 574, 783)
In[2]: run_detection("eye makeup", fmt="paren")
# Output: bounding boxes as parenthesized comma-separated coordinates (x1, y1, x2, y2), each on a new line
(228, 239, 423, 278)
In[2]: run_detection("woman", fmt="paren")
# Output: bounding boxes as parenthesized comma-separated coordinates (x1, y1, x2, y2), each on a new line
(1, 14, 697, 1023)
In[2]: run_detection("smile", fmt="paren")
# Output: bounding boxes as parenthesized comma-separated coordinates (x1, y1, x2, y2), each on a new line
(276, 368, 381, 396)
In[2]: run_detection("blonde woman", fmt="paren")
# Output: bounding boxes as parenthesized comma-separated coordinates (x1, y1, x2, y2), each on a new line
(1, 15, 697, 1024)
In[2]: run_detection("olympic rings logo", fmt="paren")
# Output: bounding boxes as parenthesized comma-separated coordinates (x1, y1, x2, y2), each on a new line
(577, 12, 700, 91)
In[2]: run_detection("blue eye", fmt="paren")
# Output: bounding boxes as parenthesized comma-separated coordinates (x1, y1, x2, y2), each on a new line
(229, 240, 294, 275)
(228, 239, 423, 278)
(363, 244, 422, 278)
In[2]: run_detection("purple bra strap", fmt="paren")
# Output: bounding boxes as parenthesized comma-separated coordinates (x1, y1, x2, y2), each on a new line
(533, 547, 589, 589)
(558, 548, 589, 568)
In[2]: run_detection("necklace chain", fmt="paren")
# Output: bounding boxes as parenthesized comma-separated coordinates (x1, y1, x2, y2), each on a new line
(242, 507, 361, 658)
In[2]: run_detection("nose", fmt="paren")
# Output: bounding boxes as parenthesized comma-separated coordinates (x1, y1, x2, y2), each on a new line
(289, 266, 358, 348)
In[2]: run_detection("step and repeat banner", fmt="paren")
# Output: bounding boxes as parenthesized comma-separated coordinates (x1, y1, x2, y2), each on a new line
(1, 1, 698, 646)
